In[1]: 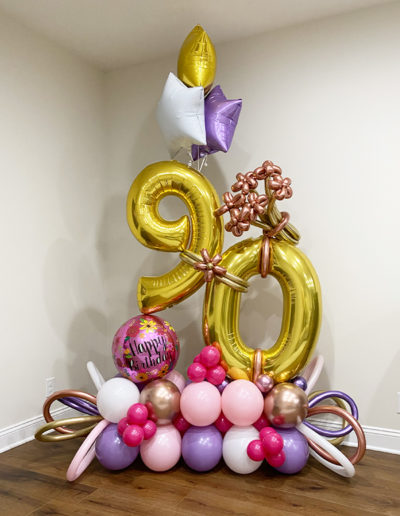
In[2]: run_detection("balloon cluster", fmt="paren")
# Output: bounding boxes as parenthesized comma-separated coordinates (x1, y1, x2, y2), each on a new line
(156, 25, 241, 164)
(35, 26, 367, 484)
(187, 342, 227, 385)
(117, 403, 157, 447)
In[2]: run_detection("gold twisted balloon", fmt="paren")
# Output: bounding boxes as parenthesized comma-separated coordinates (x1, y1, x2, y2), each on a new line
(177, 25, 216, 91)
(35, 416, 102, 442)
(127, 160, 223, 313)
(308, 390, 347, 446)
(203, 237, 321, 382)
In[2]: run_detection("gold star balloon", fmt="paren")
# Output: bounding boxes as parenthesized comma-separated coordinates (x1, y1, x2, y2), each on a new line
(177, 25, 216, 92)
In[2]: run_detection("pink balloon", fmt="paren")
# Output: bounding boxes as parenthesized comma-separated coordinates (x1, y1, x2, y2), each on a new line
(221, 380, 264, 426)
(180, 382, 221, 426)
(266, 450, 286, 468)
(187, 363, 207, 382)
(199, 346, 221, 367)
(164, 370, 186, 393)
(142, 420, 157, 440)
(117, 416, 129, 436)
(123, 425, 144, 447)
(127, 403, 148, 425)
(214, 412, 233, 435)
(247, 440, 264, 461)
(140, 425, 181, 472)
(262, 432, 284, 456)
(206, 365, 226, 386)
(253, 414, 270, 432)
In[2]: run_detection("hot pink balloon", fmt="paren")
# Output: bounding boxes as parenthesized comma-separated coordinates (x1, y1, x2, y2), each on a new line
(180, 382, 221, 426)
(221, 380, 264, 426)
(140, 425, 181, 472)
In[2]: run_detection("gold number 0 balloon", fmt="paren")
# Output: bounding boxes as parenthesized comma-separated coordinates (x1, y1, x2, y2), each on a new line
(127, 160, 223, 313)
(203, 236, 322, 382)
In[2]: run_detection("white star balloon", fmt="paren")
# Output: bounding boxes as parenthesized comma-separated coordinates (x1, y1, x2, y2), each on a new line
(156, 72, 206, 157)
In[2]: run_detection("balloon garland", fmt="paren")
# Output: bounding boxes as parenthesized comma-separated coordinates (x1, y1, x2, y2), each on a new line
(35, 25, 366, 482)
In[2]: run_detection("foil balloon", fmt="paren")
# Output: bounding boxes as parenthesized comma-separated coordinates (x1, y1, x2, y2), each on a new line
(192, 85, 242, 161)
(127, 160, 223, 313)
(156, 72, 206, 157)
(139, 379, 181, 425)
(177, 25, 216, 91)
(203, 237, 321, 382)
(112, 315, 179, 384)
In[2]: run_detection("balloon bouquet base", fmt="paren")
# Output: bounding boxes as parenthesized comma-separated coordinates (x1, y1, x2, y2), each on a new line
(35, 25, 366, 482)
(36, 336, 365, 480)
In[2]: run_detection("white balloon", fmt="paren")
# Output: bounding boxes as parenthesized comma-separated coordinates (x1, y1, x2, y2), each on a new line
(96, 378, 140, 423)
(86, 361, 105, 392)
(156, 72, 206, 157)
(223, 425, 262, 474)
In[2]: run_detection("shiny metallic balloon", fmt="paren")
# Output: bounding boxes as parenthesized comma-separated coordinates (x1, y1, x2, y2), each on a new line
(255, 374, 275, 394)
(127, 160, 223, 314)
(139, 379, 181, 425)
(177, 25, 216, 91)
(203, 237, 321, 382)
(264, 383, 309, 428)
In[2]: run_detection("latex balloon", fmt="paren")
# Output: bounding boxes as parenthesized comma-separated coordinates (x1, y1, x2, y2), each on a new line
(192, 85, 242, 160)
(156, 72, 206, 157)
(182, 425, 222, 472)
(273, 428, 309, 474)
(127, 160, 223, 313)
(95, 424, 139, 471)
(139, 379, 181, 425)
(177, 25, 216, 90)
(180, 382, 221, 426)
(203, 237, 321, 382)
(221, 380, 264, 426)
(264, 383, 309, 428)
(140, 425, 182, 472)
(222, 425, 262, 474)
(96, 378, 140, 424)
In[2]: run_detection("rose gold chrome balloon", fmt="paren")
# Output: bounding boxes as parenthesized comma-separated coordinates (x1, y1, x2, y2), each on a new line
(139, 379, 181, 425)
(256, 374, 275, 394)
(264, 383, 308, 428)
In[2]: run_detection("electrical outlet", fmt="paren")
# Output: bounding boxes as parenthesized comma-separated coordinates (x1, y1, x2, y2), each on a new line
(46, 377, 55, 397)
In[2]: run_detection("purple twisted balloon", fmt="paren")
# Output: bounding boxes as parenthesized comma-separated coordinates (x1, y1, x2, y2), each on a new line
(59, 397, 99, 416)
(304, 390, 359, 438)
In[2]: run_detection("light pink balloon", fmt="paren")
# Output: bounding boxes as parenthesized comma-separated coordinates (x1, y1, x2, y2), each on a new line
(164, 370, 186, 393)
(221, 380, 264, 426)
(140, 425, 181, 472)
(180, 382, 221, 426)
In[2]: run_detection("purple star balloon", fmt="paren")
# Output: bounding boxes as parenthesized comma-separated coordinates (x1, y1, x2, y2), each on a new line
(192, 85, 242, 160)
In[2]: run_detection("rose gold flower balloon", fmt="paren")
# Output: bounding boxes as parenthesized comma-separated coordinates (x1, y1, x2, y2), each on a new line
(264, 383, 308, 428)
(140, 379, 181, 425)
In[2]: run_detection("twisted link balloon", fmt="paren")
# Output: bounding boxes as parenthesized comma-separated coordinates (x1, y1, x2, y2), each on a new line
(127, 160, 223, 313)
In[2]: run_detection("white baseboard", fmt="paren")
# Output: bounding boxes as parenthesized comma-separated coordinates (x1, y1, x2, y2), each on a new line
(0, 407, 77, 454)
(1, 412, 399, 456)
(309, 417, 400, 455)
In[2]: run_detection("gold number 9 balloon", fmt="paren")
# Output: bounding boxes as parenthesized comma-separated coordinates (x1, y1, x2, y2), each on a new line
(127, 160, 223, 313)
(203, 236, 322, 382)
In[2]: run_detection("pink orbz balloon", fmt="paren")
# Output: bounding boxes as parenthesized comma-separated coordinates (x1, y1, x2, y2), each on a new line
(112, 315, 180, 384)
(140, 425, 182, 472)
(142, 420, 157, 440)
(180, 382, 221, 426)
(221, 380, 264, 426)
(206, 365, 226, 386)
(199, 346, 221, 367)
(164, 370, 186, 393)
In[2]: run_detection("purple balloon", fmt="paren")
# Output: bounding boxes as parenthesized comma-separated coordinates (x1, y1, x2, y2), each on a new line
(59, 397, 99, 416)
(182, 425, 222, 472)
(95, 424, 139, 471)
(305, 390, 359, 438)
(217, 379, 230, 393)
(192, 85, 242, 160)
(291, 376, 307, 391)
(273, 428, 309, 474)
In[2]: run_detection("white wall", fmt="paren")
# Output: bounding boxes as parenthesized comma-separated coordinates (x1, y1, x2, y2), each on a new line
(105, 2, 400, 430)
(0, 11, 108, 428)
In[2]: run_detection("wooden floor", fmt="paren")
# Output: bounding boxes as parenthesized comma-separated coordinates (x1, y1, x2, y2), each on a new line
(0, 440, 399, 516)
